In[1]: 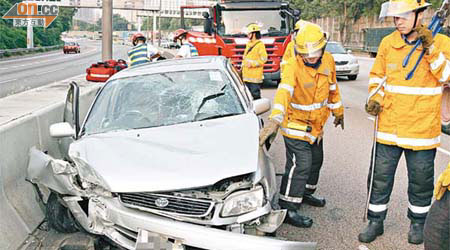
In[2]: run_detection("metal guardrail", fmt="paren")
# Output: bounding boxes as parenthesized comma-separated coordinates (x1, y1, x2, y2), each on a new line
(0, 45, 62, 58)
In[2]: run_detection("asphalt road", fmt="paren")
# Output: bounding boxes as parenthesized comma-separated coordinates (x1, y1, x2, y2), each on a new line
(0, 40, 130, 98)
(264, 57, 450, 250)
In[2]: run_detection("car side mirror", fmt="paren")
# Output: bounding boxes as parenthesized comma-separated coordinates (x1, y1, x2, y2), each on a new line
(50, 122, 75, 138)
(347, 49, 352, 54)
(253, 98, 271, 115)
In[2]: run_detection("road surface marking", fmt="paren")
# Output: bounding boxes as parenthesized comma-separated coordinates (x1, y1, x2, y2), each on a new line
(0, 51, 61, 64)
(0, 78, 17, 84)
(35, 68, 64, 75)
(437, 147, 450, 156)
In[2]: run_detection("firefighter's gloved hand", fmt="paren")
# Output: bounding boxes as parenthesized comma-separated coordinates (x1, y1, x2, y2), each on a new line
(365, 100, 382, 116)
(259, 120, 280, 146)
(414, 25, 434, 53)
(333, 115, 344, 130)
(434, 166, 450, 200)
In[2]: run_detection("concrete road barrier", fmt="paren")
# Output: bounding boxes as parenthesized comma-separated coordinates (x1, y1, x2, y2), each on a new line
(0, 75, 102, 250)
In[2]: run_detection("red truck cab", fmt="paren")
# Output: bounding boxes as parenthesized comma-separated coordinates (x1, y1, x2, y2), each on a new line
(179, 0, 300, 84)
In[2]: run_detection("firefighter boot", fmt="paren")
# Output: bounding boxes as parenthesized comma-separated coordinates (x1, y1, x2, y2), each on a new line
(284, 210, 313, 228)
(358, 221, 384, 243)
(303, 194, 326, 207)
(408, 223, 424, 244)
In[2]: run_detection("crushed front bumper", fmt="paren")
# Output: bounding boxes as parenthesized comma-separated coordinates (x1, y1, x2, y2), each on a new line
(66, 197, 316, 250)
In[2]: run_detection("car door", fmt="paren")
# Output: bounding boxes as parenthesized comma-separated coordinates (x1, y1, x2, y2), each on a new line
(58, 82, 80, 160)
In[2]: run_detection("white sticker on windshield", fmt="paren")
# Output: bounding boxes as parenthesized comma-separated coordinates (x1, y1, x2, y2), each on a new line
(209, 71, 223, 82)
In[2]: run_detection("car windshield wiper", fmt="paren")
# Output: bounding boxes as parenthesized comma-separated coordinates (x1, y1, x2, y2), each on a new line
(263, 31, 286, 37)
(229, 33, 247, 37)
(193, 85, 227, 121)
(196, 112, 242, 121)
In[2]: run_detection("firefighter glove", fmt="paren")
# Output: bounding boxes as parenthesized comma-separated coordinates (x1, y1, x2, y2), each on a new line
(414, 25, 434, 53)
(365, 100, 382, 116)
(259, 120, 280, 146)
(333, 115, 344, 130)
(434, 167, 450, 200)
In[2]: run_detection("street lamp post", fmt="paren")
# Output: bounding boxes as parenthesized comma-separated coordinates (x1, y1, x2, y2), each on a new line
(102, 0, 113, 61)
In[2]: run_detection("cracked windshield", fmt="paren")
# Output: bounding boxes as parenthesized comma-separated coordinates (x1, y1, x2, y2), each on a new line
(83, 70, 244, 135)
(219, 10, 288, 37)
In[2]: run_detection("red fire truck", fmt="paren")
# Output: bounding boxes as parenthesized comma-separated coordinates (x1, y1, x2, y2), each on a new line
(178, 0, 300, 84)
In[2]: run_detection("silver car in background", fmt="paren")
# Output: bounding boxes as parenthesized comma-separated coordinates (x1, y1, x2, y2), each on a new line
(326, 41, 359, 80)
(28, 57, 316, 250)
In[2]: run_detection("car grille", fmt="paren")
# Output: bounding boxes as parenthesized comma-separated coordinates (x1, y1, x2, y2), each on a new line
(335, 61, 349, 65)
(119, 192, 214, 217)
(337, 70, 352, 74)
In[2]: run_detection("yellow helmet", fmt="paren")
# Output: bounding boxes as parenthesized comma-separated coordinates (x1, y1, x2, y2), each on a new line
(246, 23, 261, 34)
(379, 0, 431, 19)
(294, 20, 310, 31)
(294, 23, 327, 58)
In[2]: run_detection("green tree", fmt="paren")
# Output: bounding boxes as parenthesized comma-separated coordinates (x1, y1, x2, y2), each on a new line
(96, 14, 135, 31)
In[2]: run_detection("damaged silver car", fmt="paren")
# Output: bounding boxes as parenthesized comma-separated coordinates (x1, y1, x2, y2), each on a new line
(28, 56, 316, 250)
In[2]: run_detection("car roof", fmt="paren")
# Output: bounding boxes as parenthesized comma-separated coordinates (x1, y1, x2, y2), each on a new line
(109, 56, 230, 81)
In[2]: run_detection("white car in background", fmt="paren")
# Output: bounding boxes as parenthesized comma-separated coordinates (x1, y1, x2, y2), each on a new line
(325, 41, 359, 80)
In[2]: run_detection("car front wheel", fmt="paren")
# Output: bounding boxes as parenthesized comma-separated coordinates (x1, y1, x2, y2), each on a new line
(46, 192, 79, 233)
(348, 75, 357, 80)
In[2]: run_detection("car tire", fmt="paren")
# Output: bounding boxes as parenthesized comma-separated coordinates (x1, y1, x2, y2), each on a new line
(348, 75, 357, 80)
(46, 192, 79, 233)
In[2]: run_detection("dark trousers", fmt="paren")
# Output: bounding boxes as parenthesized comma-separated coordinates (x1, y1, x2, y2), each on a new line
(245, 82, 261, 100)
(367, 143, 436, 224)
(424, 191, 449, 250)
(279, 136, 324, 210)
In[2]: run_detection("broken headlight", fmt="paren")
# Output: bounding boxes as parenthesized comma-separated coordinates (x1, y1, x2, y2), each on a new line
(221, 185, 264, 217)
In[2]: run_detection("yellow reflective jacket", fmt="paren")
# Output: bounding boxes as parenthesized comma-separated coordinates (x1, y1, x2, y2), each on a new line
(242, 40, 268, 84)
(281, 41, 295, 73)
(369, 30, 450, 150)
(269, 52, 344, 144)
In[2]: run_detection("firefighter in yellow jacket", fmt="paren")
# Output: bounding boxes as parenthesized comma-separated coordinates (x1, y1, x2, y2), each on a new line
(281, 20, 311, 72)
(242, 23, 268, 99)
(423, 162, 450, 249)
(360, 0, 450, 244)
(259, 23, 344, 228)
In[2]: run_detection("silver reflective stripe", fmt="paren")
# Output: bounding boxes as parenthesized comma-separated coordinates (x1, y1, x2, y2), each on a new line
(378, 90, 385, 97)
(90, 74, 110, 78)
(377, 132, 440, 147)
(273, 103, 285, 114)
(408, 203, 431, 214)
(329, 84, 337, 91)
(278, 83, 294, 96)
(305, 184, 317, 190)
(291, 100, 328, 111)
(285, 154, 297, 197)
(368, 204, 388, 212)
(279, 194, 303, 203)
(271, 114, 284, 123)
(369, 77, 385, 85)
(328, 101, 342, 109)
(281, 127, 316, 142)
(384, 84, 442, 96)
(439, 60, 450, 82)
(430, 52, 446, 71)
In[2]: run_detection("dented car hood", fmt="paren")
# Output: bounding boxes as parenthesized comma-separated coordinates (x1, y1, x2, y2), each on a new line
(70, 113, 260, 193)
